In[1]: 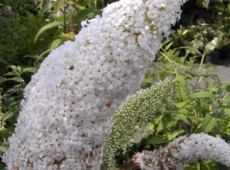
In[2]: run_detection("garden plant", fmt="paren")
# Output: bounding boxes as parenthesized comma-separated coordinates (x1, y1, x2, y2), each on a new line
(0, 0, 230, 170)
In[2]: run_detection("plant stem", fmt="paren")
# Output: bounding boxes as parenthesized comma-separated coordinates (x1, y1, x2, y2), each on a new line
(195, 54, 205, 89)
(63, 0, 67, 33)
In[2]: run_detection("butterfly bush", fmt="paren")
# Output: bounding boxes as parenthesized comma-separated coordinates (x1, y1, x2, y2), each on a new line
(133, 133, 230, 170)
(3, 0, 187, 169)
(103, 79, 174, 168)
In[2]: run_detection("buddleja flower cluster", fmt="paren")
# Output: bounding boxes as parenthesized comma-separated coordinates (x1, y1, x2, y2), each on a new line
(102, 79, 174, 168)
(133, 133, 230, 170)
(3, 0, 187, 169)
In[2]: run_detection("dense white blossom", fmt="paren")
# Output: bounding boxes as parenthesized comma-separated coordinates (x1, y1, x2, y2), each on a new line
(133, 133, 230, 170)
(3, 0, 187, 169)
(103, 79, 174, 168)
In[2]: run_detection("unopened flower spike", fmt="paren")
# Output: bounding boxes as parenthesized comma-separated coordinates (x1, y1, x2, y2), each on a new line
(103, 78, 174, 168)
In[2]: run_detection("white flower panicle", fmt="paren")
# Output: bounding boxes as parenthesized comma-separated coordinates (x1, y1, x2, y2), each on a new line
(102, 79, 174, 168)
(3, 0, 187, 169)
(133, 133, 230, 170)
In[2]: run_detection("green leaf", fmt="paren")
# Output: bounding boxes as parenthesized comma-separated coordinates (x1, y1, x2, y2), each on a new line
(5, 77, 24, 83)
(224, 108, 230, 114)
(225, 83, 230, 92)
(165, 42, 174, 51)
(178, 108, 190, 115)
(38, 48, 52, 59)
(197, 115, 218, 133)
(180, 46, 202, 56)
(22, 67, 36, 73)
(54, 0, 65, 13)
(182, 29, 189, 35)
(75, 4, 86, 10)
(3, 111, 15, 121)
(0, 77, 7, 83)
(142, 77, 155, 84)
(175, 75, 187, 99)
(3, 72, 18, 76)
(0, 164, 7, 170)
(0, 146, 7, 153)
(35, 21, 62, 43)
(7, 65, 18, 71)
(76, 8, 101, 22)
(147, 123, 154, 131)
(49, 38, 63, 49)
(196, 162, 201, 170)
(175, 114, 189, 124)
(174, 101, 190, 108)
(191, 91, 215, 98)
(147, 136, 165, 145)
(6, 66, 22, 75)
(166, 129, 184, 140)
(155, 115, 168, 133)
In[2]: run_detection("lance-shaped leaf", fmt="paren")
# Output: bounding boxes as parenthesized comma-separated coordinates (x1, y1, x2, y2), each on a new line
(35, 21, 62, 43)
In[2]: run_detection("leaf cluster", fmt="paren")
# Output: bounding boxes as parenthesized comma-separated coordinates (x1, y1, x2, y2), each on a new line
(0, 3, 59, 166)
(138, 38, 230, 170)
(101, 31, 230, 170)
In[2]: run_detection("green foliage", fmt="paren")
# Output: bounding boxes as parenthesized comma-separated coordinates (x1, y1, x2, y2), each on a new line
(102, 79, 174, 168)
(0, 0, 38, 16)
(0, 14, 59, 153)
(35, 0, 103, 52)
(0, 14, 59, 73)
(102, 34, 230, 169)
(0, 65, 36, 158)
(171, 5, 230, 61)
(140, 39, 230, 170)
(0, 3, 59, 164)
(35, 20, 62, 43)
(0, 91, 6, 132)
